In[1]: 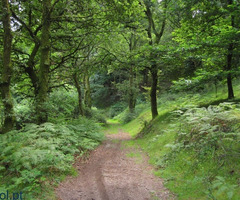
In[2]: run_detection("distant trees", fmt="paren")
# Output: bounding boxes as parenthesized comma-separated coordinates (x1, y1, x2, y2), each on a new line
(0, 0, 239, 133)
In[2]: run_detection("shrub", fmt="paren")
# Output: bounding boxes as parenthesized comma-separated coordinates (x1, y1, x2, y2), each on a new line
(84, 107, 107, 124)
(116, 103, 148, 124)
(121, 112, 137, 124)
(173, 103, 240, 156)
(14, 99, 35, 127)
(108, 102, 127, 118)
(47, 88, 78, 120)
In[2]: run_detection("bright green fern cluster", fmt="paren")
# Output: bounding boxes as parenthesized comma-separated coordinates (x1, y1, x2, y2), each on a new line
(175, 103, 240, 157)
(161, 103, 240, 199)
(0, 119, 104, 197)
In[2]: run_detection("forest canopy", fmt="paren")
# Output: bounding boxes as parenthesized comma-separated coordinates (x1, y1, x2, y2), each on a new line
(1, 0, 239, 131)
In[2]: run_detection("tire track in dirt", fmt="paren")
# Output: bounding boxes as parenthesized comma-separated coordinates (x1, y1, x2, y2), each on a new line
(55, 130, 173, 200)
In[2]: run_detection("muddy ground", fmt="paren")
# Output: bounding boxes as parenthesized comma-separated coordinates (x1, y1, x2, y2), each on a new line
(55, 130, 173, 200)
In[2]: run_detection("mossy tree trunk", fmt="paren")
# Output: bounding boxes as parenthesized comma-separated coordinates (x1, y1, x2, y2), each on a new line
(36, 0, 51, 124)
(1, 0, 15, 133)
(25, 43, 40, 97)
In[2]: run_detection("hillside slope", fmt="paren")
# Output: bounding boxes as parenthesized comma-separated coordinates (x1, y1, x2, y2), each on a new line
(120, 86, 240, 199)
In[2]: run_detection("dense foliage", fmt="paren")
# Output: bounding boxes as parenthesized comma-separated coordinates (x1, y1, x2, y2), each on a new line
(0, 119, 104, 198)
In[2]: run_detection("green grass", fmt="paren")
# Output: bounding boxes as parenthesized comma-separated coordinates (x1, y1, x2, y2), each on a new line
(126, 152, 143, 164)
(102, 119, 122, 134)
(122, 109, 152, 137)
(119, 82, 240, 200)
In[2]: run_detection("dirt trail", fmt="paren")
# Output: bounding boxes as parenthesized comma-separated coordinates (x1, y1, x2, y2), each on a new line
(55, 129, 173, 200)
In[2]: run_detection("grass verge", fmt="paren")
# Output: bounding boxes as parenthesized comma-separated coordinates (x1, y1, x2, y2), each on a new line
(122, 84, 240, 200)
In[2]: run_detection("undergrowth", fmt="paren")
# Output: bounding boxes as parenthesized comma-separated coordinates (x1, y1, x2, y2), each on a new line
(122, 83, 240, 199)
(0, 118, 104, 199)
(160, 103, 240, 199)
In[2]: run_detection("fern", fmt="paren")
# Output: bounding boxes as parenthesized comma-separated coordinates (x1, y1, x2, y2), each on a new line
(172, 103, 240, 154)
(0, 118, 104, 196)
(162, 103, 240, 199)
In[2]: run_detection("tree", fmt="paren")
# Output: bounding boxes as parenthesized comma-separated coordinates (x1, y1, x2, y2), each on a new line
(128, 33, 138, 113)
(36, 0, 52, 123)
(10, 0, 85, 122)
(173, 0, 240, 99)
(143, 0, 167, 119)
(0, 0, 15, 133)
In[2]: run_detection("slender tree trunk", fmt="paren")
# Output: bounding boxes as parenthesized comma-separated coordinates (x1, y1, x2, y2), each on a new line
(142, 69, 149, 86)
(226, 0, 234, 99)
(83, 70, 92, 109)
(73, 73, 84, 116)
(129, 66, 136, 113)
(226, 43, 234, 99)
(144, 0, 167, 120)
(36, 0, 51, 124)
(214, 80, 218, 98)
(1, 0, 15, 133)
(127, 33, 137, 113)
(150, 65, 158, 119)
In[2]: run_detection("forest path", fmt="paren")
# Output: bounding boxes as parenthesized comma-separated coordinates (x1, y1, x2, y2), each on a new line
(55, 126, 172, 200)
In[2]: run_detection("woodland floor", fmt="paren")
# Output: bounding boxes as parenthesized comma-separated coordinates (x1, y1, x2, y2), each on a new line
(55, 128, 173, 200)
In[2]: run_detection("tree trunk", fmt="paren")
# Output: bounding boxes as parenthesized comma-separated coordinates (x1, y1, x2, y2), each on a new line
(144, 0, 167, 120)
(73, 73, 84, 116)
(1, 0, 15, 133)
(226, 43, 234, 99)
(142, 69, 149, 86)
(25, 43, 40, 97)
(36, 0, 51, 124)
(150, 65, 158, 119)
(226, 0, 234, 99)
(83, 70, 92, 109)
(129, 66, 136, 113)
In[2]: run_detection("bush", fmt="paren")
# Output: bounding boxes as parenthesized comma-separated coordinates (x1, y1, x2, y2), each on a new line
(84, 107, 107, 124)
(14, 99, 35, 127)
(171, 78, 204, 93)
(47, 88, 78, 120)
(115, 103, 148, 124)
(173, 103, 240, 156)
(108, 102, 127, 118)
(121, 112, 137, 124)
